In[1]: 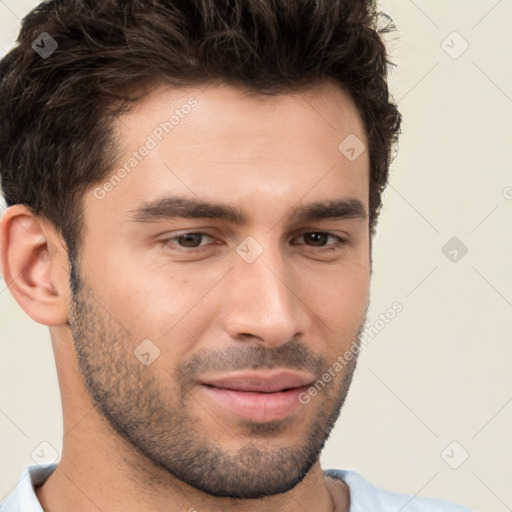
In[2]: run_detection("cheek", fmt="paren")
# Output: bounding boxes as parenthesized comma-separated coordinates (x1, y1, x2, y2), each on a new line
(302, 254, 370, 307)
(84, 233, 213, 328)
(111, 268, 221, 348)
(299, 260, 369, 341)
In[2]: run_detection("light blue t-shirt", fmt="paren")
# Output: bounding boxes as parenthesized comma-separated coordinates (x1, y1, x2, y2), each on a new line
(1, 464, 472, 511)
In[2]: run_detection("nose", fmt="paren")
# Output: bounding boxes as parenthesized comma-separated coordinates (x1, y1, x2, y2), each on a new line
(222, 243, 311, 348)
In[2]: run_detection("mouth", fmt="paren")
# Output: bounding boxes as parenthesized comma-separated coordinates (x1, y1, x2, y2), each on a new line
(198, 370, 315, 423)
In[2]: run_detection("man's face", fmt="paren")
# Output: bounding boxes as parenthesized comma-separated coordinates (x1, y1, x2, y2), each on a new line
(68, 81, 370, 498)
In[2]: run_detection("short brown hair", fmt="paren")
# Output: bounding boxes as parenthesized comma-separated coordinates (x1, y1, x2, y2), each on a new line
(0, 0, 401, 268)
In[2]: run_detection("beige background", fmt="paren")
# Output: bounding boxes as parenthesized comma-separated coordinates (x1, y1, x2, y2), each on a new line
(1, 1, 511, 511)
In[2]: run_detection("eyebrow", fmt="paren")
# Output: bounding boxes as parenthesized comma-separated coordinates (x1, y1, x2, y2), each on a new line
(128, 195, 368, 225)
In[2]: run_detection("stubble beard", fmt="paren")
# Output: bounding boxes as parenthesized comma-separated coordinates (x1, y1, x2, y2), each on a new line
(68, 269, 364, 499)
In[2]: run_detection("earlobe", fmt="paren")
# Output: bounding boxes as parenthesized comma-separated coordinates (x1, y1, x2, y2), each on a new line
(0, 205, 70, 326)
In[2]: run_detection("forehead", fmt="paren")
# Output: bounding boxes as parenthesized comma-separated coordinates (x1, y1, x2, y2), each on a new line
(85, 80, 369, 229)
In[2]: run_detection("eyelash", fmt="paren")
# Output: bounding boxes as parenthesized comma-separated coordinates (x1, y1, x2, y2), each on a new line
(160, 230, 348, 253)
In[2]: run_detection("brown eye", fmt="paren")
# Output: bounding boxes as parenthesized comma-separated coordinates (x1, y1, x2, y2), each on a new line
(161, 231, 216, 251)
(176, 233, 207, 248)
(292, 232, 347, 249)
(303, 233, 329, 246)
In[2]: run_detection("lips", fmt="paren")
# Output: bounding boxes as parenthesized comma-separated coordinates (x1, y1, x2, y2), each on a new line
(200, 370, 315, 393)
(198, 370, 315, 422)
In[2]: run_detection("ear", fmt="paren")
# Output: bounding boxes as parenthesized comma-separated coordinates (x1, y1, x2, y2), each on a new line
(0, 205, 70, 326)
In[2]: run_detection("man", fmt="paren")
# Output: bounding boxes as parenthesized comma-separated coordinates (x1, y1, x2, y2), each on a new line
(0, 1, 472, 511)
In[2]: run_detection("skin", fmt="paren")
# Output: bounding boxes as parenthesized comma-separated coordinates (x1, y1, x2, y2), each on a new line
(0, 79, 371, 512)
